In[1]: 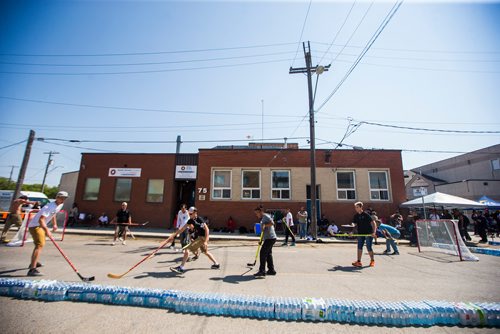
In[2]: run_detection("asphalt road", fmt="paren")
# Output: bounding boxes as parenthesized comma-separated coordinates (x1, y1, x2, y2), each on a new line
(0, 234, 499, 334)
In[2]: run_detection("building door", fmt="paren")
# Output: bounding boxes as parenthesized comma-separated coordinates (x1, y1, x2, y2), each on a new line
(176, 180, 196, 209)
(306, 184, 321, 221)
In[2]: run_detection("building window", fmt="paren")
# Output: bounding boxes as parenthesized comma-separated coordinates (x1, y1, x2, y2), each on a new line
(336, 171, 356, 200)
(146, 179, 164, 203)
(242, 170, 260, 199)
(83, 178, 100, 201)
(212, 170, 231, 199)
(271, 170, 290, 200)
(492, 158, 500, 170)
(369, 171, 389, 201)
(114, 178, 132, 202)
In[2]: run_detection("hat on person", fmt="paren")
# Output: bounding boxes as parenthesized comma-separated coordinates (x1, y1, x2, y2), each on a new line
(188, 206, 197, 213)
(56, 191, 69, 198)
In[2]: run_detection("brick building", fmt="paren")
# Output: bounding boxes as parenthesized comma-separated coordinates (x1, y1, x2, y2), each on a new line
(75, 145, 406, 230)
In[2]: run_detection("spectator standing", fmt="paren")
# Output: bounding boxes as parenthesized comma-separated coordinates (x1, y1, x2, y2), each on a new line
(1, 195, 36, 243)
(296, 206, 308, 239)
(68, 203, 79, 227)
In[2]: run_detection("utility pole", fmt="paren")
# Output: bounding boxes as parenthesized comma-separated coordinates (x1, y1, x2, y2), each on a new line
(8, 165, 18, 188)
(13, 130, 35, 200)
(41, 151, 59, 193)
(176, 135, 182, 154)
(289, 41, 330, 240)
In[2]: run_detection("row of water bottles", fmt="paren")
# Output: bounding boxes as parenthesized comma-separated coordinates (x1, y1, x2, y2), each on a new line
(174, 292, 275, 318)
(470, 247, 500, 257)
(66, 283, 178, 309)
(0, 278, 499, 327)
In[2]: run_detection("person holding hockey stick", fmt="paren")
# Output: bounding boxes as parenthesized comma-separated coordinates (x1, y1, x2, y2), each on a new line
(168, 204, 190, 252)
(351, 201, 377, 268)
(253, 206, 277, 278)
(281, 208, 296, 246)
(111, 202, 132, 246)
(27, 191, 68, 277)
(170, 207, 220, 274)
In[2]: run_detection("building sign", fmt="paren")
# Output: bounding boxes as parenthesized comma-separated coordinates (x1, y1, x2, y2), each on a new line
(175, 165, 197, 180)
(413, 187, 428, 197)
(108, 168, 142, 177)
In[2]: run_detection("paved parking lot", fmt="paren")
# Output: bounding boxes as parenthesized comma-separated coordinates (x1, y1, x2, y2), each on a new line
(0, 234, 498, 333)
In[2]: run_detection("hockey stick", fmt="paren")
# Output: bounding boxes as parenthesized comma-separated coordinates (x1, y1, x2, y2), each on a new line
(47, 234, 95, 282)
(283, 221, 296, 239)
(107, 237, 172, 279)
(247, 230, 264, 267)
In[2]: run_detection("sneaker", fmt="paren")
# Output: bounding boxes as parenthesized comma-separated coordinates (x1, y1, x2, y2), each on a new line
(167, 245, 175, 249)
(122, 240, 126, 245)
(369, 260, 375, 267)
(192, 255, 199, 261)
(383, 250, 390, 254)
(391, 251, 399, 255)
(211, 263, 220, 270)
(290, 242, 296, 246)
(28, 262, 43, 268)
(281, 243, 288, 247)
(253, 271, 266, 278)
(118, 237, 123, 241)
(112, 242, 116, 246)
(352, 261, 362, 267)
(170, 266, 185, 274)
(266, 270, 277, 276)
(27, 268, 43, 277)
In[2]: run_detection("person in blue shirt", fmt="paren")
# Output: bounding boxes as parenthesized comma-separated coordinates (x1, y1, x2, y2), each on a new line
(377, 221, 401, 255)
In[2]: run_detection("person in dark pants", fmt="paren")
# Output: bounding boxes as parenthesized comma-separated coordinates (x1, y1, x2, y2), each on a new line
(254, 206, 277, 278)
(282, 208, 296, 246)
(476, 211, 488, 243)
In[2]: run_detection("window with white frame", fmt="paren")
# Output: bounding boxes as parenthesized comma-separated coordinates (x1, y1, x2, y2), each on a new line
(336, 171, 356, 200)
(369, 171, 390, 200)
(212, 170, 231, 199)
(271, 170, 290, 200)
(242, 170, 260, 199)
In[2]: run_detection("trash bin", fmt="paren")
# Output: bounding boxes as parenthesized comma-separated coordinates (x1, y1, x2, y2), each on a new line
(255, 223, 261, 236)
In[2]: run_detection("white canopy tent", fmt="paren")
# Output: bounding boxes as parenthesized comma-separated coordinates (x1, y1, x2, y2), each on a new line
(400, 192, 487, 209)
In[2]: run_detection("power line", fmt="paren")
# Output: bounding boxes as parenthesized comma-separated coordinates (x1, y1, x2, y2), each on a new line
(0, 96, 304, 118)
(291, 0, 313, 68)
(0, 57, 293, 76)
(328, 1, 374, 66)
(0, 139, 27, 150)
(316, 0, 403, 113)
(0, 50, 297, 67)
(0, 42, 297, 57)
(357, 120, 500, 134)
(318, 0, 358, 65)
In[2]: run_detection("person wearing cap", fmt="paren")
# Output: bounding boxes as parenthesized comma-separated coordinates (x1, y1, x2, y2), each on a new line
(26, 191, 68, 276)
(1, 195, 38, 243)
(110, 202, 132, 246)
(169, 206, 220, 274)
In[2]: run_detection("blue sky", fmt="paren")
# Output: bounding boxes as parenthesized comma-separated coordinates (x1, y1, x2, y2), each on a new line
(0, 0, 499, 188)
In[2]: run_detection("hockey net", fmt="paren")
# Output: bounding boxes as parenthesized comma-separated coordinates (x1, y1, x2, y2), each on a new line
(6, 209, 68, 247)
(415, 219, 478, 261)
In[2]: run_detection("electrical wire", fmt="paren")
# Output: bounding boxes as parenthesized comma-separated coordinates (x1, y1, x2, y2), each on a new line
(291, 0, 313, 69)
(357, 120, 500, 134)
(0, 42, 297, 57)
(316, 1, 404, 113)
(0, 139, 27, 150)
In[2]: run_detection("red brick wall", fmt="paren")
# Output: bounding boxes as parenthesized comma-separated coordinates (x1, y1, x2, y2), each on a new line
(75, 153, 177, 228)
(195, 149, 406, 230)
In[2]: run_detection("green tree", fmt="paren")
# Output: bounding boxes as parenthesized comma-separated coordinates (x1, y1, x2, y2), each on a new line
(0, 177, 59, 198)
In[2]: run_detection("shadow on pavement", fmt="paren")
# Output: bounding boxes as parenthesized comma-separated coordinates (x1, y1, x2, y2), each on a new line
(328, 265, 363, 273)
(210, 274, 256, 284)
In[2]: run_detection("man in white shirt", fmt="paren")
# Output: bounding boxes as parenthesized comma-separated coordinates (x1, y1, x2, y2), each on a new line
(327, 223, 339, 236)
(282, 208, 296, 246)
(27, 191, 68, 277)
(169, 204, 190, 251)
